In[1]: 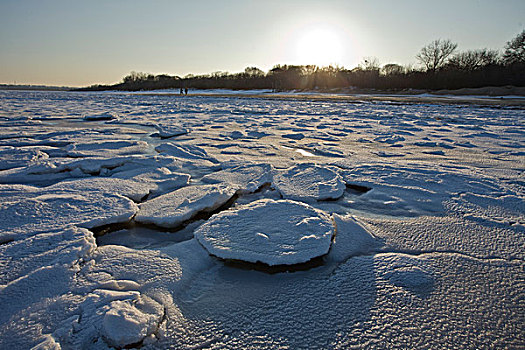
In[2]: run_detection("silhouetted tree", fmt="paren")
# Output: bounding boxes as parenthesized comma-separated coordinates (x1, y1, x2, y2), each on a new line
(123, 71, 149, 83)
(381, 63, 405, 75)
(502, 30, 525, 64)
(416, 39, 458, 72)
(268, 65, 307, 90)
(211, 71, 229, 79)
(81, 30, 525, 93)
(243, 67, 265, 77)
(447, 49, 499, 71)
(359, 57, 381, 71)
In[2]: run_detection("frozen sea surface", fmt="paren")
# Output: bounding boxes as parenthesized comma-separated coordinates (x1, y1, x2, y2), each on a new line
(0, 90, 523, 349)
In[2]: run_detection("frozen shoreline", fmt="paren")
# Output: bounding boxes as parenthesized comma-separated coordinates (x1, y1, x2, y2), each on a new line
(88, 88, 525, 107)
(0, 89, 523, 349)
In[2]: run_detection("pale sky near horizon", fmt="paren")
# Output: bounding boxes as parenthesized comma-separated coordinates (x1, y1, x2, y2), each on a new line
(1, 0, 524, 87)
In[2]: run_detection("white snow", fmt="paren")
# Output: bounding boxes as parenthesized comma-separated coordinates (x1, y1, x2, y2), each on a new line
(135, 184, 237, 228)
(201, 163, 273, 193)
(328, 214, 382, 262)
(0, 89, 523, 349)
(0, 146, 49, 170)
(194, 199, 334, 265)
(111, 167, 191, 198)
(0, 185, 138, 241)
(155, 142, 218, 163)
(153, 123, 188, 138)
(47, 177, 155, 202)
(64, 139, 150, 157)
(273, 162, 346, 201)
(101, 296, 164, 347)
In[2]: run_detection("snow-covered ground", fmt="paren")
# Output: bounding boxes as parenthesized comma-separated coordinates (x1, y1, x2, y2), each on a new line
(0, 89, 523, 349)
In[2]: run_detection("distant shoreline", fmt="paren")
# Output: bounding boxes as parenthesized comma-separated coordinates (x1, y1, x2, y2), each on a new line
(2, 85, 524, 107)
(0, 84, 72, 91)
(138, 91, 525, 108)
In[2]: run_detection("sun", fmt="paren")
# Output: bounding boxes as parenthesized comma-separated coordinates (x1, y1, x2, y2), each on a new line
(295, 25, 344, 66)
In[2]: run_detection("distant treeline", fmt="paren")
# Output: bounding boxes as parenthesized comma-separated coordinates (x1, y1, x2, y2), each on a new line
(0, 84, 72, 91)
(79, 30, 525, 92)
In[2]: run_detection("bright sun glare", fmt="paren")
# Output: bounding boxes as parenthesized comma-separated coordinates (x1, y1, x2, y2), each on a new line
(295, 26, 344, 66)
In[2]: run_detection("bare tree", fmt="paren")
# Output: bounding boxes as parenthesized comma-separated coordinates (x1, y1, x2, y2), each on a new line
(448, 49, 499, 71)
(502, 30, 525, 64)
(211, 71, 229, 79)
(359, 56, 381, 71)
(416, 39, 458, 72)
(122, 71, 149, 83)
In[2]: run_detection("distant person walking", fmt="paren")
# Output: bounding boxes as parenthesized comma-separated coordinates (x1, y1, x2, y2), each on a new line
(180, 87, 183, 95)
(184, 87, 188, 95)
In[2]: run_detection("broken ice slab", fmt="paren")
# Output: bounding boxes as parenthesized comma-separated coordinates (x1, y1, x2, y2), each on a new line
(135, 184, 237, 228)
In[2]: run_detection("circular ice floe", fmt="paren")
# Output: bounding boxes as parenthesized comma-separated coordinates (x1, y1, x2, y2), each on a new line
(194, 199, 334, 266)
(273, 163, 346, 202)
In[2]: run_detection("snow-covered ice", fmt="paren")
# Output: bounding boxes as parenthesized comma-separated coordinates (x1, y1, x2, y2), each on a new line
(273, 162, 346, 201)
(135, 184, 237, 228)
(194, 199, 334, 265)
(152, 123, 188, 138)
(83, 112, 116, 121)
(201, 162, 273, 193)
(0, 184, 138, 242)
(0, 89, 523, 349)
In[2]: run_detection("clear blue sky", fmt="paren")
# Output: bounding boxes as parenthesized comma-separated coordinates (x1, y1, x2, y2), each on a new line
(1, 0, 524, 87)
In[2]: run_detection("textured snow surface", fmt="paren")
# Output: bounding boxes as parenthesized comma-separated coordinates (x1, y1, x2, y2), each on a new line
(195, 199, 334, 265)
(135, 184, 237, 228)
(153, 123, 188, 138)
(0, 90, 523, 349)
(273, 162, 346, 201)
(201, 162, 273, 193)
(0, 184, 138, 241)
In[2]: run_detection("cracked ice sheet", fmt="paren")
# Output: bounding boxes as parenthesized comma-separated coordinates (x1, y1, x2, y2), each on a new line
(0, 183, 138, 241)
(358, 207, 525, 261)
(0, 146, 49, 170)
(0, 226, 96, 349)
(0, 154, 184, 186)
(38, 240, 212, 349)
(93, 246, 519, 349)
(0, 90, 523, 349)
(46, 171, 190, 202)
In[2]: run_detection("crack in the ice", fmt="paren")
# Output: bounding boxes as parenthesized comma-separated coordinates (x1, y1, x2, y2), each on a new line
(0, 238, 14, 246)
(333, 246, 523, 269)
(91, 185, 272, 242)
(328, 247, 523, 279)
(376, 248, 524, 263)
(345, 183, 372, 194)
(152, 307, 168, 344)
